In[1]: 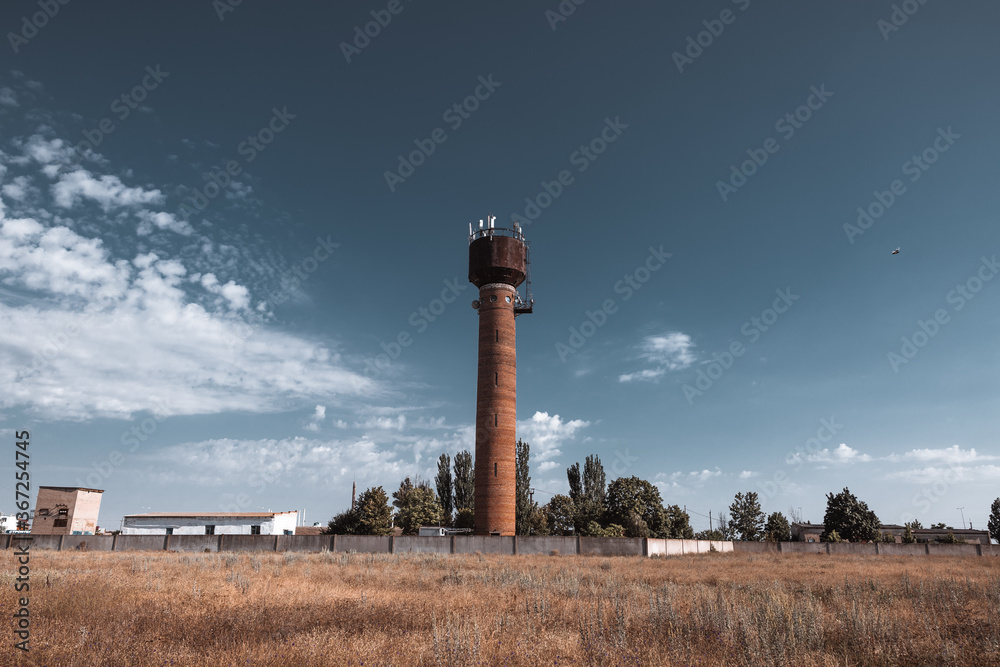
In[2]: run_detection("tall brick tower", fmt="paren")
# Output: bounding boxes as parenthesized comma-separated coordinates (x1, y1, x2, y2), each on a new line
(468, 216, 532, 536)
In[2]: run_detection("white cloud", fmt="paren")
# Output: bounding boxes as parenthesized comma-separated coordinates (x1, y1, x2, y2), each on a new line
(200, 272, 250, 311)
(354, 415, 407, 432)
(136, 210, 193, 236)
(52, 169, 164, 211)
(0, 105, 376, 425)
(664, 467, 723, 484)
(831, 443, 871, 462)
(739, 470, 759, 479)
(16, 135, 76, 166)
(304, 405, 327, 432)
(619, 332, 695, 383)
(885, 465, 1000, 484)
(0, 219, 373, 420)
(517, 411, 590, 463)
(0, 218, 131, 301)
(2, 175, 33, 202)
(0, 87, 17, 107)
(148, 436, 406, 488)
(885, 445, 997, 465)
(788, 443, 872, 466)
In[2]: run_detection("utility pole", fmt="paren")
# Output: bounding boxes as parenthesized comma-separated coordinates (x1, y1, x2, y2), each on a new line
(709, 510, 713, 532)
(958, 507, 966, 529)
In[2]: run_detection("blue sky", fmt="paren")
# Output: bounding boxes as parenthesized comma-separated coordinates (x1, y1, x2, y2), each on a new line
(1, 1, 998, 535)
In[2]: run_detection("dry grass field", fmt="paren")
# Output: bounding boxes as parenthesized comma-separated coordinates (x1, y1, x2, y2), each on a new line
(2, 549, 998, 666)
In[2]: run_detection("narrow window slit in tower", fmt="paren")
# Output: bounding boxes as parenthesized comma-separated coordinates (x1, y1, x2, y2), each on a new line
(495, 372, 498, 387)
(496, 329, 498, 342)
(494, 413, 497, 427)
(494, 462, 497, 477)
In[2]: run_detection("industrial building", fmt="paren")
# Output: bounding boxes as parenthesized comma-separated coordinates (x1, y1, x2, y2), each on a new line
(791, 522, 991, 544)
(31, 486, 104, 535)
(468, 216, 533, 536)
(121, 511, 298, 535)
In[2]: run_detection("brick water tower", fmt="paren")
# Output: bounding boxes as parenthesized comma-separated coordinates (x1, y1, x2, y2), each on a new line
(468, 215, 532, 536)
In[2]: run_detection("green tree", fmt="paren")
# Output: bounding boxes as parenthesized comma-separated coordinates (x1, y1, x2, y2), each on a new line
(583, 455, 606, 507)
(325, 486, 392, 536)
(453, 450, 474, 512)
(728, 491, 765, 541)
(695, 529, 725, 541)
(325, 510, 359, 535)
(394, 486, 442, 535)
(454, 507, 475, 530)
(546, 494, 576, 535)
(663, 505, 694, 539)
(931, 522, 947, 529)
(988, 498, 1000, 543)
(764, 511, 791, 542)
(570, 455, 608, 533)
(716, 511, 734, 540)
(567, 462, 583, 504)
(822, 487, 880, 542)
(515, 439, 535, 535)
(392, 477, 416, 511)
(585, 521, 625, 537)
(902, 522, 916, 543)
(605, 476, 665, 538)
(527, 504, 549, 536)
(435, 453, 453, 522)
(572, 498, 604, 535)
(355, 486, 393, 535)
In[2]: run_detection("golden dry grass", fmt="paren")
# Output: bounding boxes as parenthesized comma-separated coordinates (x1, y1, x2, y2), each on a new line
(1, 549, 998, 666)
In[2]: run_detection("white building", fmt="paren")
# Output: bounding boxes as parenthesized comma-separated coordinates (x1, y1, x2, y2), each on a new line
(1, 515, 19, 532)
(417, 526, 473, 536)
(121, 511, 298, 536)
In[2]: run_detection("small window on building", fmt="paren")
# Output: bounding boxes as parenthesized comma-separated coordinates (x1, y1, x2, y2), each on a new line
(284, 529, 293, 535)
(205, 525, 215, 535)
(53, 518, 68, 528)
(494, 462, 498, 477)
(250, 525, 261, 535)
(495, 329, 498, 342)
(165, 528, 174, 536)
(495, 372, 498, 387)
(494, 414, 497, 427)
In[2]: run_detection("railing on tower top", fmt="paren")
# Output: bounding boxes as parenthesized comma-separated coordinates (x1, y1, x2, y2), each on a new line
(469, 226, 526, 243)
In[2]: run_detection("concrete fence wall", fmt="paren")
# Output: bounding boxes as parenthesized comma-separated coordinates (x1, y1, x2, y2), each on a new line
(733, 541, 779, 554)
(4, 534, 996, 557)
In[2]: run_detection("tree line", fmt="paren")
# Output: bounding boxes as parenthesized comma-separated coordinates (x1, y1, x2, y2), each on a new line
(705, 488, 1000, 544)
(325, 442, 1000, 544)
(324, 441, 695, 537)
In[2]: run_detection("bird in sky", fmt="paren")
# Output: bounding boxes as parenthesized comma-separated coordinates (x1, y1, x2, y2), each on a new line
(891, 247, 900, 255)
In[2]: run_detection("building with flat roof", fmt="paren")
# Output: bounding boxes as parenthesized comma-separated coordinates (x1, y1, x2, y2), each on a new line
(31, 486, 104, 535)
(122, 511, 298, 536)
